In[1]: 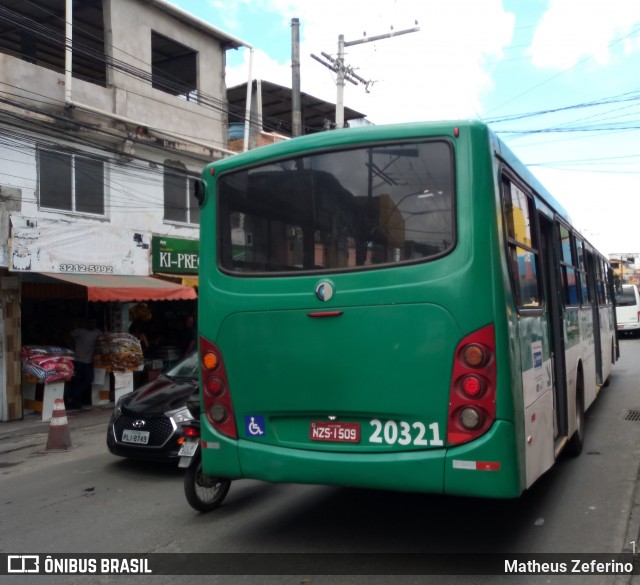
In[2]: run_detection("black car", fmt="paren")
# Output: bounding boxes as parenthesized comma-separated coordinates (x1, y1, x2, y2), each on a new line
(107, 352, 199, 462)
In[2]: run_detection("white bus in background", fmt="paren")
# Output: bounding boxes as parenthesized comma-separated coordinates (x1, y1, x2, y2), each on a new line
(615, 284, 640, 335)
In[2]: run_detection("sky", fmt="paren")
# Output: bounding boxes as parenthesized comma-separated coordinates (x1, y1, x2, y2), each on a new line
(171, 0, 640, 257)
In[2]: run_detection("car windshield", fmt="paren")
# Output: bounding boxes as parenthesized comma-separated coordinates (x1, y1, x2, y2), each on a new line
(165, 352, 198, 380)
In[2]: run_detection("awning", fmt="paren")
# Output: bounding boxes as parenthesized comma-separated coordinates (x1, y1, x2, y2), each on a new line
(29, 273, 197, 302)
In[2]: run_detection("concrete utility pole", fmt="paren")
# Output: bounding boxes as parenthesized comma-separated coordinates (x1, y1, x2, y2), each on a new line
(312, 23, 420, 129)
(291, 18, 302, 137)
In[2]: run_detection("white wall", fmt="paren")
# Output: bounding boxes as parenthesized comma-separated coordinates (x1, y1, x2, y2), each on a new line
(0, 136, 201, 242)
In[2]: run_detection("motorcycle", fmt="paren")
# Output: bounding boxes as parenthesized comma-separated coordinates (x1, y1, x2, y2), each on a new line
(179, 412, 231, 512)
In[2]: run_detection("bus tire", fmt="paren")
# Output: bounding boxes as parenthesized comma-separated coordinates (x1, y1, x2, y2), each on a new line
(566, 373, 585, 457)
(184, 454, 231, 512)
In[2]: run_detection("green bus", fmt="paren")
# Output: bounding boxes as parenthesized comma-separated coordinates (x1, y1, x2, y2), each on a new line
(194, 120, 616, 501)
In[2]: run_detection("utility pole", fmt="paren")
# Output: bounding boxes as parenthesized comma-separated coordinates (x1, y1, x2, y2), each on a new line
(291, 18, 302, 137)
(311, 23, 419, 129)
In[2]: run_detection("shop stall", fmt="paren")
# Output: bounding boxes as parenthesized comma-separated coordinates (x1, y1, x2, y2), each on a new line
(13, 221, 198, 415)
(92, 332, 145, 404)
(21, 346, 75, 421)
(19, 275, 197, 410)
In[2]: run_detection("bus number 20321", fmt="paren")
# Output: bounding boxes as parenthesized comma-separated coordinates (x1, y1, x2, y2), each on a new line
(369, 419, 443, 447)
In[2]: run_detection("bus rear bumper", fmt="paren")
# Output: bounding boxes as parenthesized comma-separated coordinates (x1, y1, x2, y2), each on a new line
(238, 442, 447, 493)
(202, 421, 522, 497)
(444, 421, 522, 498)
(617, 323, 640, 331)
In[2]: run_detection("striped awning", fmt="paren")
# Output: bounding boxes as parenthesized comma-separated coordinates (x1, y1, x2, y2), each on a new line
(24, 273, 197, 302)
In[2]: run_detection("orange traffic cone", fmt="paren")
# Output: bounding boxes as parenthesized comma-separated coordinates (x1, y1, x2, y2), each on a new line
(46, 397, 73, 451)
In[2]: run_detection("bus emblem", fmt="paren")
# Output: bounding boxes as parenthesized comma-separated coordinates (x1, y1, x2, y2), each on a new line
(315, 282, 334, 302)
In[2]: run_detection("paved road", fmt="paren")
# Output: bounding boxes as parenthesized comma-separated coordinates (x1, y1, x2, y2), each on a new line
(2, 337, 640, 584)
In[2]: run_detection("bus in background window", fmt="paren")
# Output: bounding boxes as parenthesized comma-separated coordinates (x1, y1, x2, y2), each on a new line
(615, 284, 640, 335)
(194, 120, 616, 503)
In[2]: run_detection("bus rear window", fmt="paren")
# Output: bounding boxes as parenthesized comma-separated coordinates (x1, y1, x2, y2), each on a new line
(616, 286, 639, 306)
(217, 140, 455, 274)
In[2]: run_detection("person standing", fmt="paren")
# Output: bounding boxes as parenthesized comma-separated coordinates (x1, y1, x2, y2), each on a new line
(68, 317, 102, 409)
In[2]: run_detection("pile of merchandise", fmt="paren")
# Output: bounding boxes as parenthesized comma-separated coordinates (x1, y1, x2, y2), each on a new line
(21, 346, 75, 383)
(95, 333, 144, 370)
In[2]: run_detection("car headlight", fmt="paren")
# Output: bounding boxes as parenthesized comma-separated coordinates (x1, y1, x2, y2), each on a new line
(168, 407, 194, 426)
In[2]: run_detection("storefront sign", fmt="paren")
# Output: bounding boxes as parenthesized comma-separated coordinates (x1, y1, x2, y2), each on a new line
(9, 215, 151, 275)
(151, 236, 199, 274)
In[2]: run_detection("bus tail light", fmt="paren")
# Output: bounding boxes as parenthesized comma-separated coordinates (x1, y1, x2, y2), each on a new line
(447, 325, 496, 445)
(200, 337, 237, 439)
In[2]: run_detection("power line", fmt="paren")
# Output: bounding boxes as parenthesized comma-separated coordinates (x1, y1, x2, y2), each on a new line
(0, 3, 323, 138)
(484, 24, 640, 117)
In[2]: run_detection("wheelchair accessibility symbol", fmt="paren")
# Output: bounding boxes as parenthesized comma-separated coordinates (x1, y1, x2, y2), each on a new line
(245, 415, 265, 437)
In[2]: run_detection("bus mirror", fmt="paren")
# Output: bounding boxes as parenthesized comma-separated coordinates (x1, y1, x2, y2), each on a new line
(194, 179, 206, 206)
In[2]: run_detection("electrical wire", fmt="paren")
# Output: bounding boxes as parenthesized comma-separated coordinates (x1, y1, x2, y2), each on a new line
(0, 2, 322, 136)
(483, 24, 640, 117)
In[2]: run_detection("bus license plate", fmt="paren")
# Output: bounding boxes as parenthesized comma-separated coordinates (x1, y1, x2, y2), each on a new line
(121, 429, 150, 444)
(310, 421, 360, 443)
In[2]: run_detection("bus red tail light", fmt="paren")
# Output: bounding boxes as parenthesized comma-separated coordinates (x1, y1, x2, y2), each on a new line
(447, 325, 497, 445)
(461, 374, 483, 397)
(200, 337, 237, 439)
(205, 377, 224, 397)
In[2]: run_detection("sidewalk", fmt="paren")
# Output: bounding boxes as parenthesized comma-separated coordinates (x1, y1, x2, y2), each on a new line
(0, 404, 114, 455)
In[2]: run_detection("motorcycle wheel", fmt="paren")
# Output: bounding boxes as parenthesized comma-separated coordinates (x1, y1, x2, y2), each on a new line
(184, 454, 231, 512)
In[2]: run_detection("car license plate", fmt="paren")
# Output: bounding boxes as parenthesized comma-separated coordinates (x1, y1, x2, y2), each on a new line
(310, 421, 360, 443)
(178, 440, 198, 457)
(121, 429, 150, 444)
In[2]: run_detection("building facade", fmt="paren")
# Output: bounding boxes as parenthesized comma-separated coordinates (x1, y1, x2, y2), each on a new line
(0, 0, 250, 420)
(609, 254, 640, 286)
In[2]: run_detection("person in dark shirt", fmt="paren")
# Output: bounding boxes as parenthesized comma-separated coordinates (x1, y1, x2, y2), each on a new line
(68, 317, 102, 409)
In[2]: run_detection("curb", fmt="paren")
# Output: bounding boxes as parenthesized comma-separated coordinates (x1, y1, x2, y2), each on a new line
(0, 406, 113, 441)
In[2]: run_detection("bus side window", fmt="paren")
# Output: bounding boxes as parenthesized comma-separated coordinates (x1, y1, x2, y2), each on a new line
(575, 237, 590, 306)
(502, 177, 542, 309)
(557, 223, 579, 307)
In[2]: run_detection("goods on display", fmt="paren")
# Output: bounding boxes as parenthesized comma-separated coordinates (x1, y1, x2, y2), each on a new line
(95, 333, 144, 370)
(21, 346, 75, 383)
